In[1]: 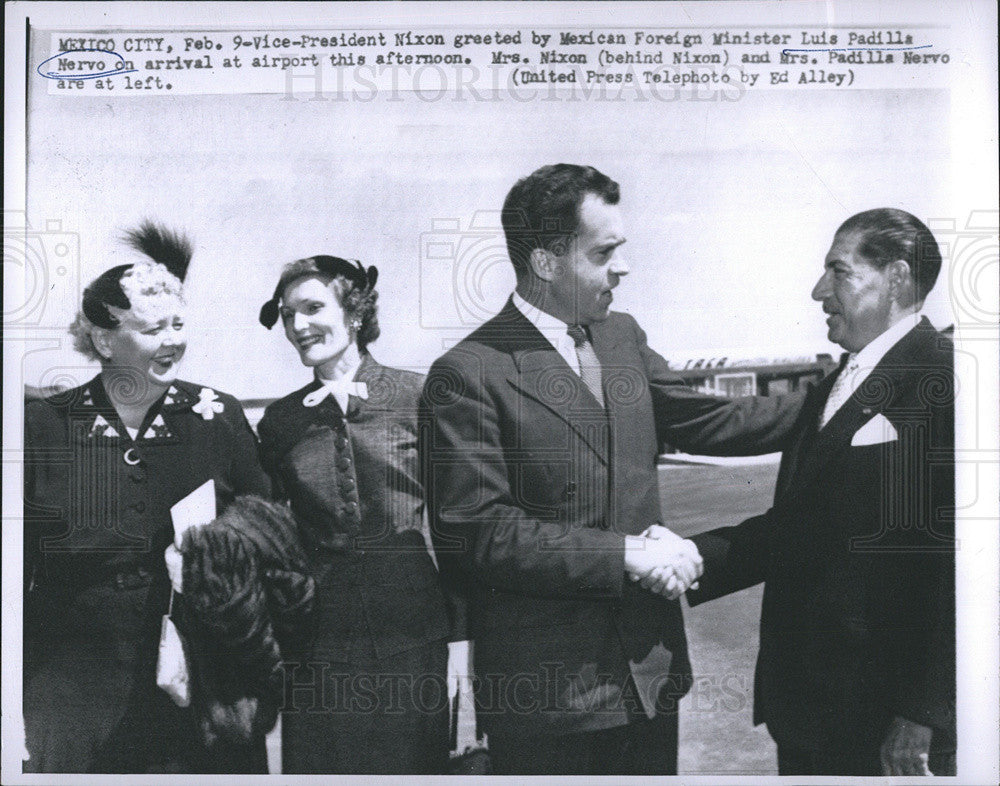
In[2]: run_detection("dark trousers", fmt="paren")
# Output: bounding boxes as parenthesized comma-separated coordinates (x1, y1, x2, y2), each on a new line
(488, 711, 678, 776)
(778, 744, 957, 777)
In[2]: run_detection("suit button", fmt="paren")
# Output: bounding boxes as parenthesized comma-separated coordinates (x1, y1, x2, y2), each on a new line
(132, 501, 146, 513)
(341, 477, 355, 489)
(345, 502, 357, 513)
(338, 457, 352, 470)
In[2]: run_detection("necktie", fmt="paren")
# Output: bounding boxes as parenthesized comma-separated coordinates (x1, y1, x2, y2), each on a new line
(567, 324, 605, 408)
(819, 353, 860, 428)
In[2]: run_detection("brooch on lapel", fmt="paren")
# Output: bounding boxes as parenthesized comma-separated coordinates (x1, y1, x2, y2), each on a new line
(192, 388, 224, 420)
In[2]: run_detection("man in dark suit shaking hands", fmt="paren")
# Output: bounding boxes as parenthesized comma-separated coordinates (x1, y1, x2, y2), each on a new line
(685, 208, 956, 776)
(420, 164, 802, 775)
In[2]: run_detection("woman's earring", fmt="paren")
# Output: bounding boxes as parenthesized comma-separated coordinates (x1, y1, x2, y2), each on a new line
(350, 319, 361, 333)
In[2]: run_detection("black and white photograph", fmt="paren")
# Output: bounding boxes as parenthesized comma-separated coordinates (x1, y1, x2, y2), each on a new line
(3, 1, 998, 782)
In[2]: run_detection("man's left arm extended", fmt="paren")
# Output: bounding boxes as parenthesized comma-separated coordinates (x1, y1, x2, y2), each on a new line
(630, 316, 806, 455)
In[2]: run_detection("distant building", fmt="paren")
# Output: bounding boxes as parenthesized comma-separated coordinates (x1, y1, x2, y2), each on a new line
(671, 353, 838, 397)
(659, 353, 839, 457)
(24, 384, 69, 401)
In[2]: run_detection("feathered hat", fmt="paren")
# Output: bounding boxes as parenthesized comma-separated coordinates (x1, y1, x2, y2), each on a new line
(81, 220, 193, 329)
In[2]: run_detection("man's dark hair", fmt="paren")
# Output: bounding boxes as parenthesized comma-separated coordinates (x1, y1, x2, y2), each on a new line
(501, 164, 620, 275)
(836, 208, 942, 303)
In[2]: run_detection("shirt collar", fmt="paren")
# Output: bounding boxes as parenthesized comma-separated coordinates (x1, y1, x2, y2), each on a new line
(512, 291, 570, 345)
(853, 311, 923, 372)
(511, 292, 582, 375)
(304, 355, 367, 410)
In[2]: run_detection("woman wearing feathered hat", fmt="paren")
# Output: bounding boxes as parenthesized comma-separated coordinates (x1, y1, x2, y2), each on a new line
(23, 223, 273, 773)
(256, 256, 459, 773)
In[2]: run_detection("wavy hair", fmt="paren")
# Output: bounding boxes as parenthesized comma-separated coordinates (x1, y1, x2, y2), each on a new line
(70, 261, 185, 361)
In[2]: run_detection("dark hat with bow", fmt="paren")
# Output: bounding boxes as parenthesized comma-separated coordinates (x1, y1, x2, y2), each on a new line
(82, 221, 193, 329)
(258, 255, 378, 329)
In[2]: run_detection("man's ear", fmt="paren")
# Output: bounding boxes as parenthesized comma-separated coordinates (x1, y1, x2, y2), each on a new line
(528, 247, 556, 282)
(887, 259, 915, 304)
(90, 327, 114, 360)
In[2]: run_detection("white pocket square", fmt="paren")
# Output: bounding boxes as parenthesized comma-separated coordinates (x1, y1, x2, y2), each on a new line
(851, 413, 898, 446)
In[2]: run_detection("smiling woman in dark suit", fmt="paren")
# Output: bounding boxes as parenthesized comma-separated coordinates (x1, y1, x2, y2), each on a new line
(256, 256, 456, 774)
(23, 224, 272, 773)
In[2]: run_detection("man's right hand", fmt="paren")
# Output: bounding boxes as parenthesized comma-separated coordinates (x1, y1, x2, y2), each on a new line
(624, 525, 703, 599)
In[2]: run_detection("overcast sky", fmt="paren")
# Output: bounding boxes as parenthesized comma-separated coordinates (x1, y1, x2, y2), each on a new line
(24, 75, 951, 399)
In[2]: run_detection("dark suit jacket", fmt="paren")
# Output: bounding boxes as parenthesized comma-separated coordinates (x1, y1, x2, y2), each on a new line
(689, 318, 956, 755)
(23, 376, 270, 772)
(420, 298, 802, 737)
(257, 354, 451, 665)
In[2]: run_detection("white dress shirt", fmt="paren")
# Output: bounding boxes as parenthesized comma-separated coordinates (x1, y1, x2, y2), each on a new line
(822, 311, 924, 425)
(511, 291, 581, 376)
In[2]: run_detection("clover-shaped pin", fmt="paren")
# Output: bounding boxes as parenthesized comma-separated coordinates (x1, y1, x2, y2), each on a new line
(192, 388, 224, 420)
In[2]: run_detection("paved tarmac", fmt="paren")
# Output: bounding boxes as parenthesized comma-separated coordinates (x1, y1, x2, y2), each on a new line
(661, 461, 780, 776)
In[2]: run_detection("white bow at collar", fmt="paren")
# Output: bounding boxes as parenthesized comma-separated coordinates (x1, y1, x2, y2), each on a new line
(302, 378, 369, 409)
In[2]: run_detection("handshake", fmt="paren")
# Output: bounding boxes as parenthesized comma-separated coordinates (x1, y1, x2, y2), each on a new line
(624, 524, 703, 601)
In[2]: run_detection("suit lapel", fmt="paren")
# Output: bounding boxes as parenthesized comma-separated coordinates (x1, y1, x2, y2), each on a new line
(789, 390, 872, 492)
(773, 376, 831, 501)
(784, 321, 934, 491)
(498, 300, 610, 464)
(351, 353, 391, 420)
(274, 379, 342, 451)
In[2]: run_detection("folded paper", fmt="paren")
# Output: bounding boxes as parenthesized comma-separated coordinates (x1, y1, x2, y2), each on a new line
(170, 479, 216, 548)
